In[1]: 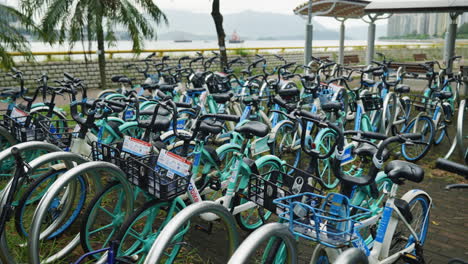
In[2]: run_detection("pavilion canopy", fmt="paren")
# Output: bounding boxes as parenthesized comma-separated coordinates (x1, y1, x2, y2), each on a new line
(294, 0, 370, 19)
(364, 0, 468, 13)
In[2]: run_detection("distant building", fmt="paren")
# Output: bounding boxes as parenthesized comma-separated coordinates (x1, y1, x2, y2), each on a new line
(387, 13, 465, 38)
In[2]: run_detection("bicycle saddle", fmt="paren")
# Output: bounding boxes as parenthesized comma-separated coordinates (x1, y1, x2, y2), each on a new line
(158, 84, 177, 92)
(354, 143, 390, 161)
(139, 116, 171, 132)
(140, 107, 170, 117)
(212, 93, 233, 104)
(321, 101, 342, 112)
(278, 88, 300, 98)
(395, 84, 410, 94)
(234, 121, 269, 138)
(434, 91, 452, 100)
(199, 119, 224, 135)
(302, 74, 315, 82)
(362, 79, 375, 86)
(0, 87, 21, 98)
(384, 160, 424, 184)
(186, 88, 206, 94)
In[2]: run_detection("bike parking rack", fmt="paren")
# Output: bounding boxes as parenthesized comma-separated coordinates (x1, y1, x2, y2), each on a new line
(227, 223, 297, 264)
(335, 248, 368, 264)
(143, 201, 239, 264)
(0, 142, 65, 264)
(28, 161, 134, 264)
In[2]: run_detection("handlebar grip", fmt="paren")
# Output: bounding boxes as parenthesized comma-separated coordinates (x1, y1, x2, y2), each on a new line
(273, 95, 288, 109)
(298, 110, 322, 121)
(156, 90, 172, 100)
(436, 158, 468, 178)
(175, 102, 192, 108)
(11, 147, 21, 160)
(361, 131, 387, 141)
(401, 133, 422, 140)
(105, 100, 126, 109)
(64, 72, 75, 81)
(214, 114, 240, 122)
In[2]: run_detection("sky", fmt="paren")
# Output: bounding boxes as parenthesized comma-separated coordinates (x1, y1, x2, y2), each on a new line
(154, 0, 388, 28)
(2, 0, 393, 29)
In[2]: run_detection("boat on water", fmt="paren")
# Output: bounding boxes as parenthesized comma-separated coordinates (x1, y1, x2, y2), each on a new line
(229, 30, 244, 44)
(174, 39, 192, 43)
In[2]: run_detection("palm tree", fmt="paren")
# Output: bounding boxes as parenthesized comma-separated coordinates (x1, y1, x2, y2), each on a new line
(0, 4, 35, 69)
(22, 0, 167, 89)
(211, 0, 227, 68)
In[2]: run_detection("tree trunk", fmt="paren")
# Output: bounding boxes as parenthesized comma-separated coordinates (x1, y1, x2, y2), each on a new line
(96, 15, 107, 89)
(211, 0, 227, 69)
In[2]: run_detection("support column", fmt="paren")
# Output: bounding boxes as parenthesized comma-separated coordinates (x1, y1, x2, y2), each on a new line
(445, 13, 460, 73)
(336, 18, 347, 65)
(304, 0, 313, 65)
(366, 21, 376, 65)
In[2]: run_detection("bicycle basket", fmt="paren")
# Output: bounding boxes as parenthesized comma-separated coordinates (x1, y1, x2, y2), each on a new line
(126, 152, 190, 201)
(3, 109, 44, 142)
(246, 164, 325, 215)
(361, 94, 382, 112)
(273, 192, 371, 248)
(91, 141, 133, 168)
(39, 118, 76, 149)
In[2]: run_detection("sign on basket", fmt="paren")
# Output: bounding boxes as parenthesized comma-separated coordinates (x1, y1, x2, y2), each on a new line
(122, 136, 151, 157)
(157, 149, 191, 178)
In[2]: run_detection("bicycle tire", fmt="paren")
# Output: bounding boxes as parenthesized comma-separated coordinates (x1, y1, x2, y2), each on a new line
(387, 193, 431, 259)
(80, 181, 128, 260)
(401, 116, 434, 161)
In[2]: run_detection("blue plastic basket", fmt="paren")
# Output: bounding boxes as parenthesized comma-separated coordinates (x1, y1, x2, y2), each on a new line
(273, 192, 371, 248)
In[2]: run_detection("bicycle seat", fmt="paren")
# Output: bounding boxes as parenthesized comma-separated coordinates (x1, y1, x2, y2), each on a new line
(140, 116, 171, 131)
(395, 84, 410, 94)
(322, 101, 342, 112)
(234, 121, 269, 138)
(362, 79, 375, 86)
(278, 88, 300, 98)
(186, 88, 206, 94)
(434, 91, 452, 100)
(354, 143, 390, 161)
(140, 107, 170, 117)
(302, 74, 315, 82)
(111, 75, 126, 82)
(212, 93, 233, 104)
(384, 160, 424, 184)
(199, 119, 224, 135)
(158, 84, 177, 92)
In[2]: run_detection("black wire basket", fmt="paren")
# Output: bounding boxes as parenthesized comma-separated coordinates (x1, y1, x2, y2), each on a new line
(126, 153, 190, 201)
(245, 164, 325, 215)
(39, 118, 75, 150)
(91, 141, 136, 169)
(3, 111, 44, 142)
(349, 93, 382, 112)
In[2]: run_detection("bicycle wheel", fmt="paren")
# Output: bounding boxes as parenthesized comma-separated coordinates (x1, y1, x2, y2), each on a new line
(80, 181, 131, 260)
(309, 244, 339, 264)
(401, 116, 434, 161)
(456, 100, 467, 161)
(434, 107, 452, 145)
(14, 168, 85, 238)
(112, 199, 185, 264)
(271, 122, 295, 157)
(315, 130, 339, 189)
(388, 193, 431, 259)
(234, 158, 282, 232)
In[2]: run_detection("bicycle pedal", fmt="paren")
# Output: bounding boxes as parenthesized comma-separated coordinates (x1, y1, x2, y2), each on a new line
(195, 223, 213, 234)
(401, 253, 423, 264)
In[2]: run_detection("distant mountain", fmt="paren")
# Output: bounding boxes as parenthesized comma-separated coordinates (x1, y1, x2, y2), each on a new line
(154, 9, 341, 40)
(344, 24, 388, 40)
